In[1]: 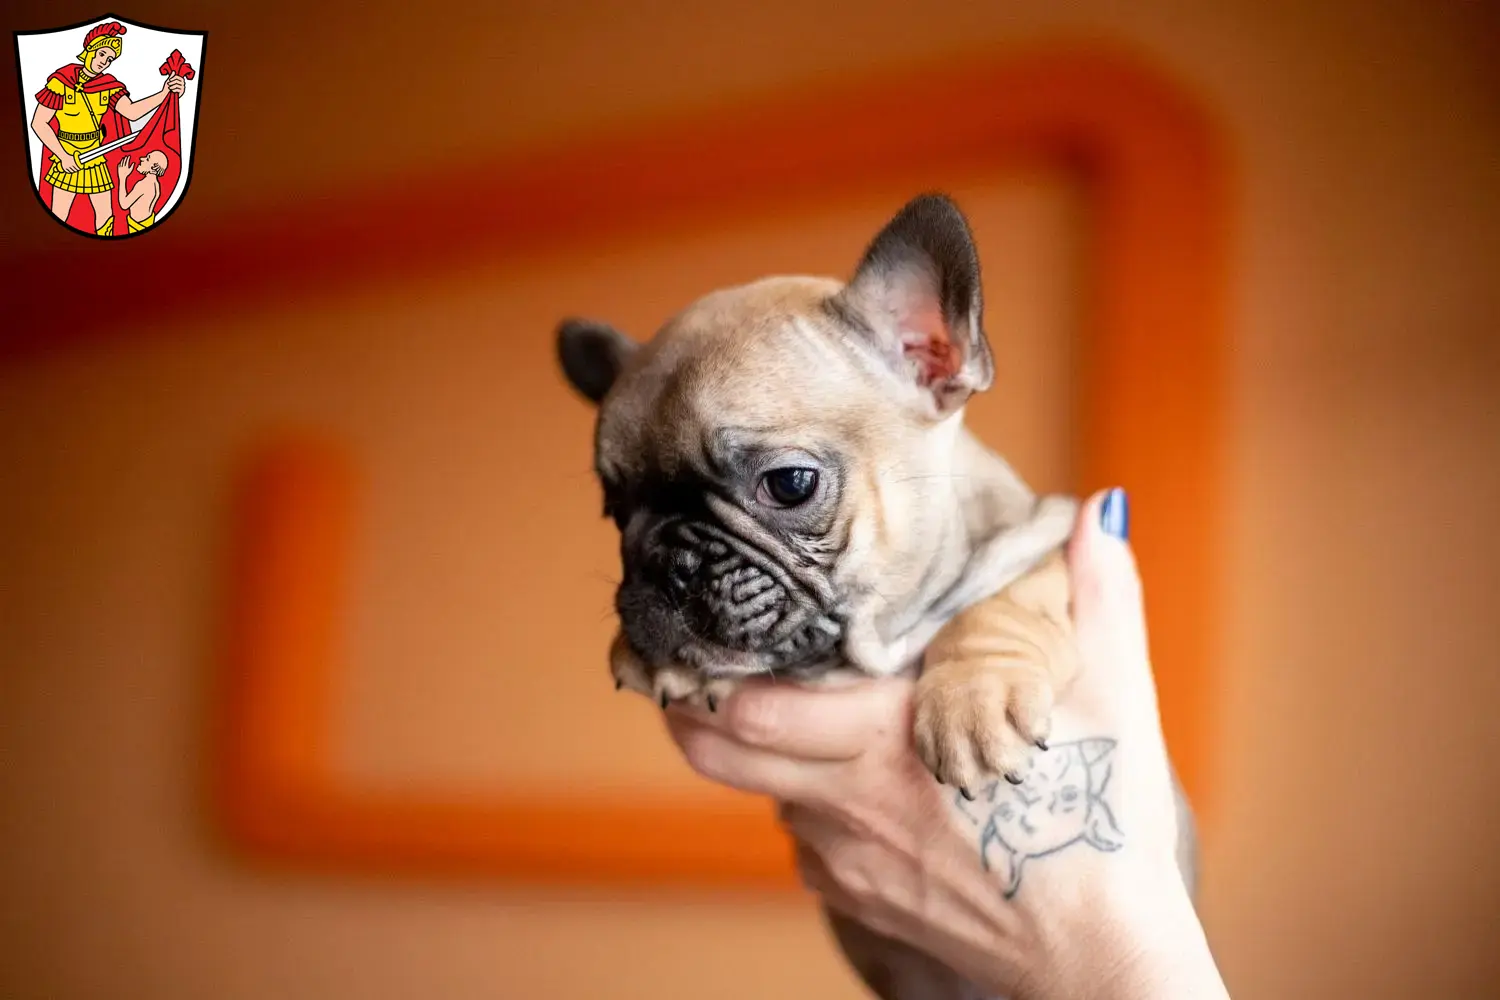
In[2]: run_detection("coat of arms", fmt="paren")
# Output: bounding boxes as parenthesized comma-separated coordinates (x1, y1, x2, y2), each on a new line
(14, 13, 204, 238)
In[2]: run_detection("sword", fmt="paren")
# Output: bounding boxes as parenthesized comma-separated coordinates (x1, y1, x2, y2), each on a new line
(76, 108, 157, 164)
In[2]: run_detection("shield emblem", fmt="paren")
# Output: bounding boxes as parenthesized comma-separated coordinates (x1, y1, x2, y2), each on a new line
(14, 13, 205, 238)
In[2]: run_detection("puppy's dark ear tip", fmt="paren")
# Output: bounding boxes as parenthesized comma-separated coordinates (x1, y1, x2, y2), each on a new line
(553, 317, 601, 361)
(906, 190, 962, 211)
(894, 191, 969, 228)
(555, 316, 637, 405)
(554, 316, 593, 340)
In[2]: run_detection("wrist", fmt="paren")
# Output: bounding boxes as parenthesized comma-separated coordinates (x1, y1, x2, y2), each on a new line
(1091, 888, 1229, 1000)
(1023, 876, 1228, 1000)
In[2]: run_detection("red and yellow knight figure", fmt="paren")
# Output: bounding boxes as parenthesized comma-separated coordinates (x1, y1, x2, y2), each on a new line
(29, 21, 185, 236)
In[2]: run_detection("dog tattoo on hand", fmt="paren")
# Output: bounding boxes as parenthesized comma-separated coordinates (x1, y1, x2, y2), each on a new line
(956, 737, 1124, 899)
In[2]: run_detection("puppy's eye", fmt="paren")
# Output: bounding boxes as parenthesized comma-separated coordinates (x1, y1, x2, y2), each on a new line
(758, 467, 819, 507)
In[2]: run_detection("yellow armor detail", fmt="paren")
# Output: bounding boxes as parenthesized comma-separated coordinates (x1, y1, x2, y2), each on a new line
(42, 76, 121, 195)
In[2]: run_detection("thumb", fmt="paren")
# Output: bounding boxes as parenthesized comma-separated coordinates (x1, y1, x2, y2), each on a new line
(1066, 489, 1157, 713)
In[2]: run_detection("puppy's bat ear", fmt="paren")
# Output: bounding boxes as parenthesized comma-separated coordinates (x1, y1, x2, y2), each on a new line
(556, 317, 637, 405)
(835, 193, 994, 418)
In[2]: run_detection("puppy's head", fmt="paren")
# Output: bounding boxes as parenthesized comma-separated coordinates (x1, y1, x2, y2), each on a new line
(558, 194, 995, 681)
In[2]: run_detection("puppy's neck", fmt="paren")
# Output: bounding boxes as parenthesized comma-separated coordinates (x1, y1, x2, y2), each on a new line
(914, 422, 1038, 610)
(844, 416, 1040, 676)
(948, 426, 1041, 547)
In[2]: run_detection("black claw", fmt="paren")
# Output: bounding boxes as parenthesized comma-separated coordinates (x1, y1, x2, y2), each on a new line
(1034, 738, 1049, 751)
(615, 678, 624, 691)
(1004, 772, 1023, 785)
(706, 694, 718, 713)
(660, 691, 670, 709)
(960, 786, 975, 801)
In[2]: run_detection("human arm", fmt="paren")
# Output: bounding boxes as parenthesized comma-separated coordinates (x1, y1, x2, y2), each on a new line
(29, 102, 74, 172)
(116, 156, 141, 209)
(664, 490, 1231, 1000)
(115, 74, 184, 122)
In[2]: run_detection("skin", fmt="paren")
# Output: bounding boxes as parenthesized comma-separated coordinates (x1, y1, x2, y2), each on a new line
(29, 44, 186, 228)
(663, 492, 1232, 1000)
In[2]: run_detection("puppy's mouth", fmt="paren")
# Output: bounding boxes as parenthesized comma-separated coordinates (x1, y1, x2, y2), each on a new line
(616, 518, 843, 676)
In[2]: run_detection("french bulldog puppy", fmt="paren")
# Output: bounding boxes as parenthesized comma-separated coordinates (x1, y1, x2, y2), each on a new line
(557, 193, 1196, 999)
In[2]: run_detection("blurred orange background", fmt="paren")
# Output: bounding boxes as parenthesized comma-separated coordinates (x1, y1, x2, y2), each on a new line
(1, 1, 1497, 999)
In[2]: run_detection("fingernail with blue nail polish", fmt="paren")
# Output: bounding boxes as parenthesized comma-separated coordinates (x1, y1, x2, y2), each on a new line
(1101, 487, 1129, 540)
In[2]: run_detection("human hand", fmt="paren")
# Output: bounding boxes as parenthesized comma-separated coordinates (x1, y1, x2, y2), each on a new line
(58, 151, 78, 173)
(118, 154, 132, 174)
(163, 74, 185, 97)
(664, 489, 1225, 999)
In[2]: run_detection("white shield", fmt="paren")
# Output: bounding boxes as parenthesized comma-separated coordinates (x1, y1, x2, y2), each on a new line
(14, 12, 205, 238)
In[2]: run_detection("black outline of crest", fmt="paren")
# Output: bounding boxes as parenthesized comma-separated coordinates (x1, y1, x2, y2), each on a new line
(12, 11, 207, 241)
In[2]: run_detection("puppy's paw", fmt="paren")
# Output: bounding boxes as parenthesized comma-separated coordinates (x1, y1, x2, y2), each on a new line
(607, 633, 738, 712)
(609, 633, 655, 696)
(912, 662, 1055, 796)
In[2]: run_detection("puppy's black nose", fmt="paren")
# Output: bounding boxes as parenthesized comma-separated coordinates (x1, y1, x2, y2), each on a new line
(615, 579, 686, 665)
(664, 548, 702, 596)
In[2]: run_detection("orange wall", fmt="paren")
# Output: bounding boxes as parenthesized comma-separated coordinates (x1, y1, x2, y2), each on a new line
(3, 1, 1498, 998)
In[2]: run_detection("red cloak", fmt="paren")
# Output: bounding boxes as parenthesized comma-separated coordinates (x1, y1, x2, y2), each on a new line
(34, 64, 132, 235)
(116, 50, 193, 231)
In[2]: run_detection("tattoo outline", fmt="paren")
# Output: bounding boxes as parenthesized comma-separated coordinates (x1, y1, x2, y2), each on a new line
(954, 737, 1124, 898)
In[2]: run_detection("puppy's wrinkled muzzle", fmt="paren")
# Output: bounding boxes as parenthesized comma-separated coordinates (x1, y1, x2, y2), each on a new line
(616, 518, 842, 671)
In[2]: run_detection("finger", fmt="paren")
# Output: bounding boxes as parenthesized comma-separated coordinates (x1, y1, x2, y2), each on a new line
(792, 837, 828, 891)
(787, 818, 843, 899)
(778, 801, 844, 852)
(796, 857, 871, 931)
(681, 678, 913, 761)
(781, 805, 850, 898)
(1064, 489, 1163, 719)
(663, 712, 845, 804)
(1067, 487, 1147, 656)
(781, 806, 906, 938)
(789, 834, 867, 925)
